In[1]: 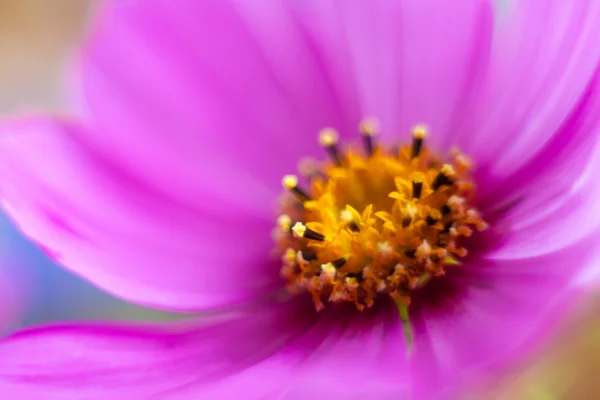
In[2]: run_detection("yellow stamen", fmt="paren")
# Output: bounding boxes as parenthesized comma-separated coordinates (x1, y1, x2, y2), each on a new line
(282, 248, 296, 265)
(282, 174, 298, 190)
(319, 128, 339, 147)
(274, 121, 487, 311)
(282, 174, 311, 202)
(359, 118, 379, 137)
(411, 125, 427, 159)
(359, 118, 379, 157)
(291, 222, 325, 241)
(321, 263, 337, 281)
(319, 128, 343, 166)
(412, 124, 427, 139)
(277, 214, 292, 231)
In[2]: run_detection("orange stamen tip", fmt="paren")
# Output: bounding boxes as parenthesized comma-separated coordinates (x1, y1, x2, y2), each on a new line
(412, 125, 428, 139)
(411, 171, 425, 182)
(359, 118, 379, 137)
(319, 128, 339, 147)
(282, 174, 298, 190)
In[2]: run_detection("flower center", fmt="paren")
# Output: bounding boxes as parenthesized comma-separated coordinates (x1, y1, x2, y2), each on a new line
(273, 120, 487, 311)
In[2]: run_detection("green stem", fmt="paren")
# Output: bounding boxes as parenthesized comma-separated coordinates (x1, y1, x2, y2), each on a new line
(395, 299, 414, 354)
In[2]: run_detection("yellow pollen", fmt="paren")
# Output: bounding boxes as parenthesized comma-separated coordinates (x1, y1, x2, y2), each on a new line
(277, 214, 292, 231)
(319, 128, 339, 147)
(406, 203, 418, 217)
(447, 195, 465, 208)
(321, 263, 337, 280)
(339, 209, 354, 223)
(359, 118, 379, 137)
(378, 241, 393, 255)
(298, 158, 320, 179)
(441, 163, 456, 177)
(412, 124, 427, 139)
(274, 121, 487, 311)
(282, 175, 299, 190)
(415, 240, 432, 259)
(291, 222, 307, 238)
(282, 248, 296, 265)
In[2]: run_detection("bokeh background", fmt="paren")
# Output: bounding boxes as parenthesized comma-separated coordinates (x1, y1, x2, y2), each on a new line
(0, 0, 175, 325)
(0, 1, 598, 398)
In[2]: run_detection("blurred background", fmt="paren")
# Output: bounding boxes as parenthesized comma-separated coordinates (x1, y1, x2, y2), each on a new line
(0, 0, 175, 325)
(0, 1, 598, 398)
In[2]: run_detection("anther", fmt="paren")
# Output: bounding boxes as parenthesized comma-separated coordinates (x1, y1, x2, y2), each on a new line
(346, 272, 363, 282)
(319, 128, 343, 166)
(359, 118, 379, 157)
(431, 164, 455, 191)
(282, 248, 296, 265)
(298, 251, 317, 262)
(282, 175, 311, 202)
(292, 222, 325, 241)
(345, 277, 359, 288)
(447, 195, 465, 209)
(339, 209, 353, 223)
(443, 221, 453, 233)
(411, 125, 427, 159)
(416, 240, 432, 259)
(321, 263, 337, 280)
(402, 204, 417, 227)
(412, 173, 424, 199)
(277, 214, 292, 232)
(340, 209, 359, 231)
(298, 158, 323, 181)
(377, 241, 393, 256)
(331, 257, 347, 269)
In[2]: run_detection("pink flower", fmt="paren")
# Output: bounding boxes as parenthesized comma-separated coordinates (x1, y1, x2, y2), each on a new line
(1, 0, 600, 398)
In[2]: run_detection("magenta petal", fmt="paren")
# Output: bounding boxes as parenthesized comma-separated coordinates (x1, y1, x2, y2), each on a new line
(73, 0, 496, 189)
(284, 304, 410, 399)
(482, 78, 600, 259)
(0, 300, 413, 399)
(0, 117, 283, 310)
(459, 0, 600, 186)
(73, 0, 361, 211)
(0, 301, 318, 399)
(290, 0, 493, 147)
(410, 235, 600, 399)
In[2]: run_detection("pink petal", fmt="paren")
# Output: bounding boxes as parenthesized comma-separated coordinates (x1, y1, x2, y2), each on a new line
(458, 0, 600, 190)
(0, 300, 412, 399)
(73, 0, 496, 206)
(0, 117, 283, 310)
(282, 304, 411, 399)
(410, 233, 600, 399)
(74, 0, 496, 180)
(0, 301, 312, 399)
(72, 0, 362, 214)
(289, 0, 493, 147)
(482, 72, 600, 259)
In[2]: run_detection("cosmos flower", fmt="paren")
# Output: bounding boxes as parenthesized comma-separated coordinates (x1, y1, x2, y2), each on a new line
(1, 0, 600, 398)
